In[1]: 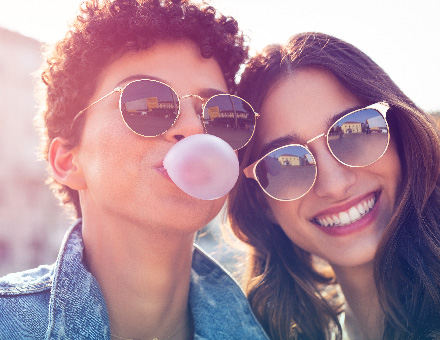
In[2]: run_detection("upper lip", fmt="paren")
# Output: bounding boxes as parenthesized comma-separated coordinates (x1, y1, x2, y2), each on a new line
(311, 192, 377, 221)
(153, 158, 166, 168)
(152, 159, 168, 175)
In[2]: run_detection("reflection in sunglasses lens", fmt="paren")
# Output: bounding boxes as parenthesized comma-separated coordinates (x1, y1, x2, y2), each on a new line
(256, 145, 316, 200)
(120, 80, 256, 150)
(121, 80, 179, 137)
(328, 109, 389, 166)
(250, 105, 389, 201)
(203, 95, 256, 150)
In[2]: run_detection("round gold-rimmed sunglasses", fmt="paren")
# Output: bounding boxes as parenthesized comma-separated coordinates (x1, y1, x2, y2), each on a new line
(72, 78, 259, 150)
(243, 102, 390, 201)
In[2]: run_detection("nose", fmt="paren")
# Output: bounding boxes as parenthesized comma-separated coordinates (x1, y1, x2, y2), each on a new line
(163, 96, 205, 143)
(310, 140, 356, 199)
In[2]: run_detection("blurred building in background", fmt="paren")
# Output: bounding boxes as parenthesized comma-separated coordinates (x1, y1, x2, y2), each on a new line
(0, 28, 71, 276)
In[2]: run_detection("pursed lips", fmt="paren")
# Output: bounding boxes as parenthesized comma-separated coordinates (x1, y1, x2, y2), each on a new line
(313, 193, 377, 227)
(154, 161, 172, 181)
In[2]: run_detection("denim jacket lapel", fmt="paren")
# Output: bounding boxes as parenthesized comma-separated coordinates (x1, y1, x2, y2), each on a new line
(45, 221, 111, 340)
(190, 246, 270, 340)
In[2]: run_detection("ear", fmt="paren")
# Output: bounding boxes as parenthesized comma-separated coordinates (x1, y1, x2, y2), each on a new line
(49, 137, 87, 190)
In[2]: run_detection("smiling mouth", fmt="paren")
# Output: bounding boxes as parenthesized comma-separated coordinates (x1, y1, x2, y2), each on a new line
(314, 195, 377, 227)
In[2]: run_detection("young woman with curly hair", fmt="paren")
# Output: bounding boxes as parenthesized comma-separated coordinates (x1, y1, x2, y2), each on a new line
(0, 1, 269, 339)
(228, 32, 440, 339)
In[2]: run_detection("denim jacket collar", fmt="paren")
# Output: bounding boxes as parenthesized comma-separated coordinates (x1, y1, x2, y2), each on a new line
(5, 221, 269, 340)
(46, 222, 110, 339)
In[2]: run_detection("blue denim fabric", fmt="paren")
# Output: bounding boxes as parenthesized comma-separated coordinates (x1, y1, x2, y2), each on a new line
(0, 220, 269, 340)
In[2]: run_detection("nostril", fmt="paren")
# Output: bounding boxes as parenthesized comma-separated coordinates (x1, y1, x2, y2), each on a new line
(174, 135, 185, 141)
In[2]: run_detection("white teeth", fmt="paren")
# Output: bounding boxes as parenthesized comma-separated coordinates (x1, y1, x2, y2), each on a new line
(339, 212, 350, 225)
(357, 203, 366, 215)
(363, 201, 369, 211)
(348, 206, 361, 221)
(315, 196, 376, 227)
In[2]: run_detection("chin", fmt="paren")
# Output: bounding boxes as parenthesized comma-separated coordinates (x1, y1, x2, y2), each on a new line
(327, 244, 378, 269)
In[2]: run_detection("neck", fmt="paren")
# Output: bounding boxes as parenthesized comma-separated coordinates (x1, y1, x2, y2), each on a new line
(81, 215, 195, 340)
(332, 262, 384, 340)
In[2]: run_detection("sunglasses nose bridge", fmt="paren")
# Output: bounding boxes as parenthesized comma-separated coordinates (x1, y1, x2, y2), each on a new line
(306, 132, 326, 145)
(179, 94, 205, 118)
(179, 94, 204, 101)
(301, 132, 327, 169)
(164, 94, 205, 140)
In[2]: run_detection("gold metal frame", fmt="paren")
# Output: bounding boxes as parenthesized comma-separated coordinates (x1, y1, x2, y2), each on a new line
(243, 102, 390, 201)
(71, 78, 259, 150)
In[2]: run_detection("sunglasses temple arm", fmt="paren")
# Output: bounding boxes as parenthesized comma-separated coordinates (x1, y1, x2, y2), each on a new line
(71, 87, 122, 128)
(243, 162, 257, 179)
(368, 101, 390, 118)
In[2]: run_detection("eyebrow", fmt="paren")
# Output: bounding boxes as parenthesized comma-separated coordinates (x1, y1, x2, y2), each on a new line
(116, 74, 227, 99)
(259, 135, 302, 158)
(324, 104, 366, 127)
(258, 104, 367, 158)
(116, 74, 161, 87)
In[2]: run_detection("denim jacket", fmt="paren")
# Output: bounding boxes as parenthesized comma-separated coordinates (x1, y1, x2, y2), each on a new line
(0, 220, 269, 340)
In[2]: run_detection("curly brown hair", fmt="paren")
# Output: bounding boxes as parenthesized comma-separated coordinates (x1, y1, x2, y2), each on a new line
(37, 0, 249, 218)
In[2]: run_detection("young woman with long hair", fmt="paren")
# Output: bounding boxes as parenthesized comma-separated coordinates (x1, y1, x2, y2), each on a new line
(228, 32, 440, 339)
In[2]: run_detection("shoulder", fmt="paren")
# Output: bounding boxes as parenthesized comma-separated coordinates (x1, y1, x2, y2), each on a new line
(191, 244, 243, 294)
(0, 265, 53, 339)
(0, 264, 53, 295)
(190, 245, 269, 340)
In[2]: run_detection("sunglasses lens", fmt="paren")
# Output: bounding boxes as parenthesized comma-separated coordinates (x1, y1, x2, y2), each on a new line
(120, 80, 179, 137)
(203, 95, 256, 150)
(328, 108, 389, 166)
(255, 145, 316, 200)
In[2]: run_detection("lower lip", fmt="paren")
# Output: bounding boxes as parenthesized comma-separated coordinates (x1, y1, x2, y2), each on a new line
(314, 193, 381, 237)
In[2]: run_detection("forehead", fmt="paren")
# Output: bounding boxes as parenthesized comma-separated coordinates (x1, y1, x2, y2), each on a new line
(96, 39, 228, 95)
(256, 68, 362, 148)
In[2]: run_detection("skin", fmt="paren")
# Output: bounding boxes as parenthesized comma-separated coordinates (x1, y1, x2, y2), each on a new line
(49, 39, 229, 339)
(255, 67, 402, 339)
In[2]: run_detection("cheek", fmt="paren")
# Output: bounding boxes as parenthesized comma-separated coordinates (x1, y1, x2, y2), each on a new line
(266, 199, 303, 230)
(77, 114, 144, 183)
(267, 199, 316, 252)
(80, 110, 120, 150)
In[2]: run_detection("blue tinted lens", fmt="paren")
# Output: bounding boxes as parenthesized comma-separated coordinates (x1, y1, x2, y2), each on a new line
(255, 145, 316, 200)
(327, 108, 389, 166)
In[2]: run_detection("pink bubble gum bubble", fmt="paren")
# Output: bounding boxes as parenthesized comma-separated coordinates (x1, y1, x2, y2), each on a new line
(163, 134, 239, 200)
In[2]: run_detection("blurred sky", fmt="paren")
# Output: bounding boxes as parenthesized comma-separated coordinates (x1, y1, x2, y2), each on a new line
(1, 0, 439, 112)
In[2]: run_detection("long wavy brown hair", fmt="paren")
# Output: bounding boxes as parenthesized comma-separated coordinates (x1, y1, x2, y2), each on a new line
(36, 0, 248, 218)
(228, 32, 440, 339)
